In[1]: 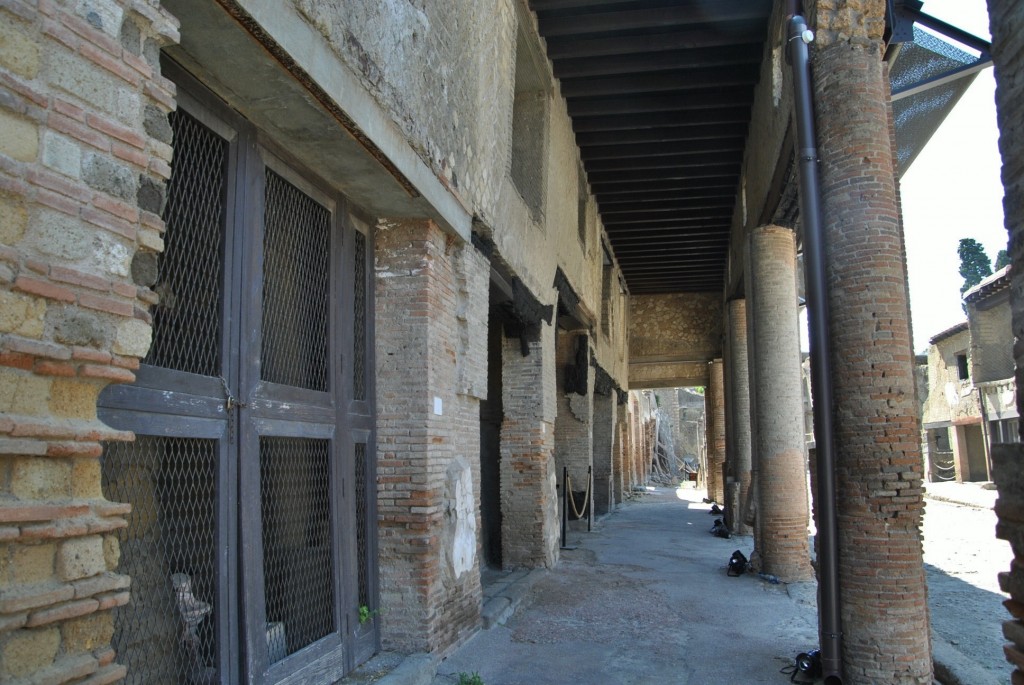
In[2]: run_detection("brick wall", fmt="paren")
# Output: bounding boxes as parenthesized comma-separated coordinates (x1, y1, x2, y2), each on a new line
(811, 1, 931, 679)
(0, 1, 178, 682)
(986, 1, 1024, 683)
(374, 219, 488, 653)
(500, 322, 559, 569)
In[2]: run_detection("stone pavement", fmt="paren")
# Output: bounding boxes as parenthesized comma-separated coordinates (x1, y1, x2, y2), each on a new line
(345, 483, 1004, 685)
(923, 480, 998, 510)
(429, 486, 821, 684)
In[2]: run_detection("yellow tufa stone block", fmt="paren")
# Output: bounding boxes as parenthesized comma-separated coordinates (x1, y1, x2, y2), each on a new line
(48, 378, 100, 420)
(0, 10, 40, 79)
(70, 458, 103, 499)
(1, 627, 60, 679)
(0, 290, 46, 338)
(113, 318, 152, 358)
(61, 611, 114, 655)
(0, 191, 28, 244)
(11, 456, 72, 500)
(57, 536, 106, 582)
(0, 109, 39, 163)
(0, 368, 51, 416)
(102, 534, 120, 572)
(11, 541, 56, 586)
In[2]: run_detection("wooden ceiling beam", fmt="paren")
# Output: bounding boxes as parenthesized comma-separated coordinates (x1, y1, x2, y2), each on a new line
(577, 123, 748, 147)
(546, 24, 768, 59)
(537, 2, 772, 37)
(553, 44, 763, 79)
(582, 138, 744, 161)
(568, 88, 751, 117)
(561, 65, 758, 97)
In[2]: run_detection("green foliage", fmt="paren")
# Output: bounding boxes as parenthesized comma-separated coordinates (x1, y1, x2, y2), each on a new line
(996, 249, 1010, 271)
(958, 238, 993, 297)
(358, 605, 378, 624)
(456, 673, 485, 685)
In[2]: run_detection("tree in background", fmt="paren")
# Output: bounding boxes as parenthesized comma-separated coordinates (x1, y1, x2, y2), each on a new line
(996, 248, 1010, 271)
(958, 238, 993, 299)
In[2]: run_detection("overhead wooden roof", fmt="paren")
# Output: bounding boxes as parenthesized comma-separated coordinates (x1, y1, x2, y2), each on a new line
(530, 0, 773, 294)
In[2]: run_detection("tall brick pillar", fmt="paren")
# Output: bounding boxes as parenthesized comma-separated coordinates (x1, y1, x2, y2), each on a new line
(500, 321, 560, 569)
(592, 392, 616, 515)
(748, 225, 813, 581)
(810, 3, 931, 680)
(727, 299, 753, 535)
(707, 359, 726, 505)
(554, 331, 593, 526)
(375, 220, 488, 652)
(985, 2, 1024, 682)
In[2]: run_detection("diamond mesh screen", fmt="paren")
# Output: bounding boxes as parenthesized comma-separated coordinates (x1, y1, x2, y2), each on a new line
(353, 231, 367, 401)
(262, 171, 331, 391)
(354, 442, 369, 609)
(260, 437, 336, 660)
(891, 27, 980, 174)
(102, 437, 219, 684)
(146, 110, 227, 376)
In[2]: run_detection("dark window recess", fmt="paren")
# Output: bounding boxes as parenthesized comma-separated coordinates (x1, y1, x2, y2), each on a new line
(261, 171, 331, 391)
(956, 353, 969, 381)
(260, 437, 336, 661)
(102, 437, 219, 685)
(145, 109, 227, 376)
(353, 231, 367, 402)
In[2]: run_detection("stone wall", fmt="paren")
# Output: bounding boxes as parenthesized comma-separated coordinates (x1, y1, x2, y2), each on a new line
(921, 329, 980, 426)
(966, 286, 1014, 384)
(986, 1, 1024, 683)
(284, 0, 627, 385)
(0, 1, 178, 682)
(629, 293, 722, 388)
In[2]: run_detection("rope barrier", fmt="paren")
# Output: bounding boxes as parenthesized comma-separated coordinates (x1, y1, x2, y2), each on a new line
(565, 471, 592, 521)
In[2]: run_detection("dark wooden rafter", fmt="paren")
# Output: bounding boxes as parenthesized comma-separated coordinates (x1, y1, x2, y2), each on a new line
(529, 0, 772, 293)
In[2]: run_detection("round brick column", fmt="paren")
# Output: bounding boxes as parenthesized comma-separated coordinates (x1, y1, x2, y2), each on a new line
(707, 359, 726, 505)
(748, 225, 813, 581)
(812, 20, 931, 683)
(727, 299, 753, 535)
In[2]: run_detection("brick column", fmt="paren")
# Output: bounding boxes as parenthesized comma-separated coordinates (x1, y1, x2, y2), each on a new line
(707, 359, 726, 505)
(810, 3, 931, 680)
(375, 220, 487, 652)
(985, 2, 1024, 683)
(592, 392, 616, 515)
(500, 320, 559, 569)
(727, 299, 753, 535)
(0, 4, 178, 683)
(748, 226, 813, 581)
(554, 331, 593, 526)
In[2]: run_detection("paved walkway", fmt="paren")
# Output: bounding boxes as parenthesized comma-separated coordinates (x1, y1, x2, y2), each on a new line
(432, 486, 819, 685)
(346, 482, 1006, 685)
(923, 480, 998, 510)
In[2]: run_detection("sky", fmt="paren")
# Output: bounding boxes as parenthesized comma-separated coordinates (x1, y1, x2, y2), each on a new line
(897, 0, 1006, 353)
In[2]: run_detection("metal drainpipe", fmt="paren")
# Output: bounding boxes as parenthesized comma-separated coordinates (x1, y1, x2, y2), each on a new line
(787, 14, 844, 684)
